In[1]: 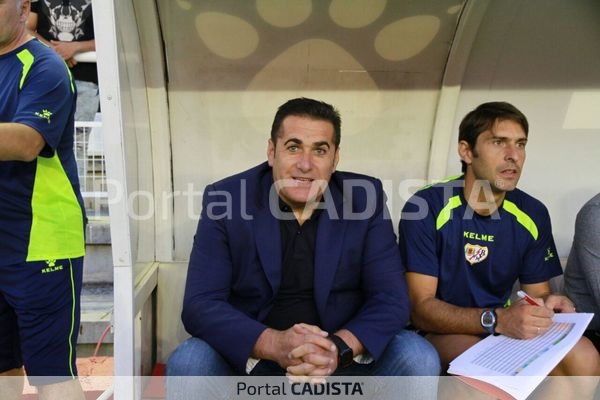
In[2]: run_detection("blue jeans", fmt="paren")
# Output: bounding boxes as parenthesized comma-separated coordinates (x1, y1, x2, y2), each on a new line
(166, 330, 440, 399)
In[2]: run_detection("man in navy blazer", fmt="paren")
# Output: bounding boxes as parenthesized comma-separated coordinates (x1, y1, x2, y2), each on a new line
(167, 98, 440, 398)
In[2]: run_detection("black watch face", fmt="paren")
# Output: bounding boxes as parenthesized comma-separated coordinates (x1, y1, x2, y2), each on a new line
(339, 347, 353, 366)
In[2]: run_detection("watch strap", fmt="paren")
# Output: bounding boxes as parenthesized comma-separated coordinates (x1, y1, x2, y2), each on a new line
(329, 334, 353, 368)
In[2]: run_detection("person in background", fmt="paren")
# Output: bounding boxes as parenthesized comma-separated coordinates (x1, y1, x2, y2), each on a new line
(166, 97, 440, 399)
(0, 0, 86, 399)
(398, 101, 599, 397)
(565, 193, 600, 352)
(26, 0, 98, 121)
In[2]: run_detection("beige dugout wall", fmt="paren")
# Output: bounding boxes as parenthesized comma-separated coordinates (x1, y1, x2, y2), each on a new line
(160, 0, 600, 261)
(159, 0, 467, 260)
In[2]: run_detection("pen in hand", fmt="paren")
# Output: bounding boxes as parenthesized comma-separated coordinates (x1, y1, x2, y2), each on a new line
(517, 290, 541, 307)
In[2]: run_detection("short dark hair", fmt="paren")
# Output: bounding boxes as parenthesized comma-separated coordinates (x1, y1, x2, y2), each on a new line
(458, 101, 529, 172)
(270, 98, 341, 148)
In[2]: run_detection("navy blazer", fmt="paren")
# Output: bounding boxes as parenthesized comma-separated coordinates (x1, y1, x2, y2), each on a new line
(182, 162, 409, 372)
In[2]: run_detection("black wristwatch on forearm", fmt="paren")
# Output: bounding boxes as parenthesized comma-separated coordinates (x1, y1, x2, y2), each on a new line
(328, 334, 353, 368)
(480, 309, 498, 335)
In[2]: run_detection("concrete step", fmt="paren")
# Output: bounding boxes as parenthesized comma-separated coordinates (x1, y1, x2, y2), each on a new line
(80, 218, 114, 353)
(84, 218, 113, 284)
(79, 283, 113, 350)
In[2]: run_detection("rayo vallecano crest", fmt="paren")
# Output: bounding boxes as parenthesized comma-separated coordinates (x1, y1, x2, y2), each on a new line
(464, 243, 488, 265)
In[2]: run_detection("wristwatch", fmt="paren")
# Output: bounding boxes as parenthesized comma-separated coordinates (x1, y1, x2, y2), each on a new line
(480, 309, 497, 335)
(329, 334, 353, 368)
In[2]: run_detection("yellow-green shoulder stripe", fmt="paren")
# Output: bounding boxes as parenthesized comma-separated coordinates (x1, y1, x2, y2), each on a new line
(419, 174, 463, 191)
(16, 49, 34, 90)
(17, 47, 75, 93)
(503, 199, 539, 240)
(436, 195, 462, 230)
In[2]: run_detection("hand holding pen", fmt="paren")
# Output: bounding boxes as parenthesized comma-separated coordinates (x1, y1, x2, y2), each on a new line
(518, 290, 576, 313)
(517, 290, 542, 307)
(515, 290, 555, 337)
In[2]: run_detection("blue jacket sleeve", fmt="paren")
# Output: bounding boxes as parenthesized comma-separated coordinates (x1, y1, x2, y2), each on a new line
(181, 184, 267, 373)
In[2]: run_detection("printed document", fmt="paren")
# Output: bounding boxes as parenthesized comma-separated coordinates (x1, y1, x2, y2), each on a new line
(447, 313, 593, 400)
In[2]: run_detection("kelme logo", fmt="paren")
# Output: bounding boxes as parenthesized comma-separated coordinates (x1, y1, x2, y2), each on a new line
(544, 247, 555, 262)
(41, 259, 63, 273)
(35, 109, 53, 124)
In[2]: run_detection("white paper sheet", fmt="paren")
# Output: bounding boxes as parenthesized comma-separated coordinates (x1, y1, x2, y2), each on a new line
(448, 313, 593, 400)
